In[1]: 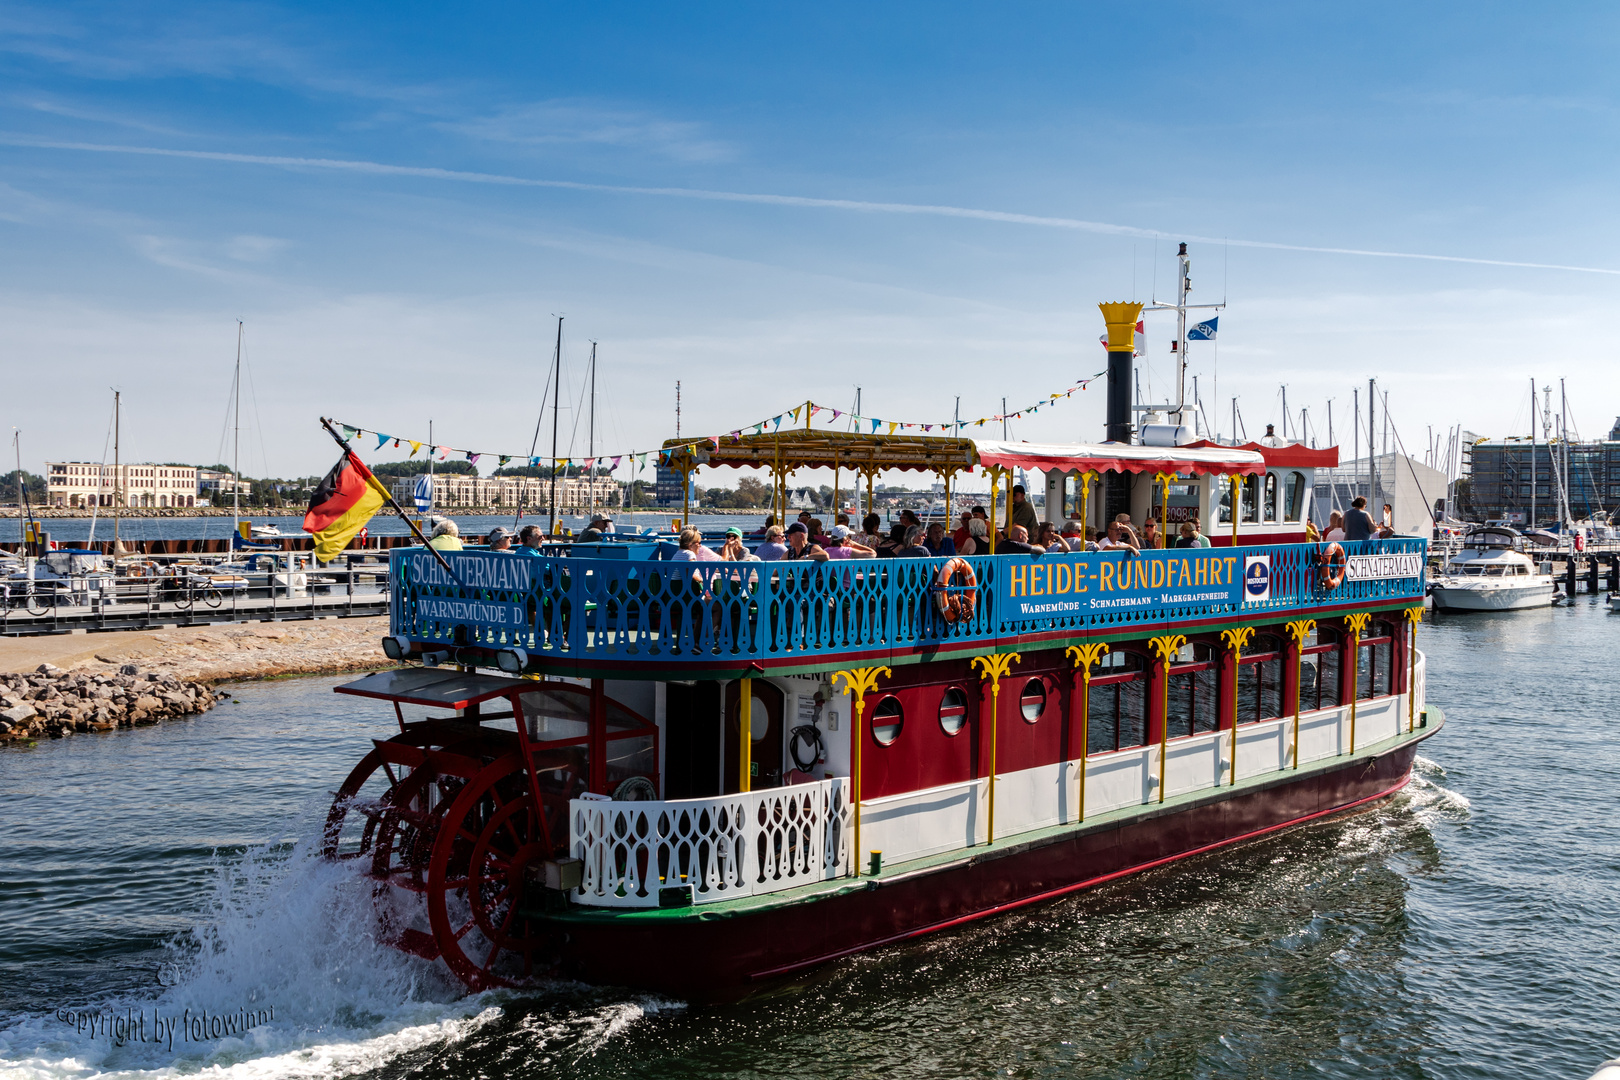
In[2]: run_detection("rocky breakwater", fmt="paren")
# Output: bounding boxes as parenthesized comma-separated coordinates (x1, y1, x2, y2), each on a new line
(0, 663, 216, 742)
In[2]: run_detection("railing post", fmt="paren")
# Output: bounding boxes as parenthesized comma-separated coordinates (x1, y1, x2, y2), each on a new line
(1343, 612, 1371, 752)
(1148, 635, 1188, 802)
(970, 652, 1020, 842)
(1283, 620, 1315, 769)
(1065, 643, 1109, 822)
(830, 666, 889, 877)
(1217, 628, 1254, 785)
(1403, 605, 1423, 733)
(739, 676, 753, 794)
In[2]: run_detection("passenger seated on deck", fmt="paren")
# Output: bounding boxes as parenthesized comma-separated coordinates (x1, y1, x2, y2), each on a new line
(515, 524, 545, 555)
(924, 522, 956, 557)
(1324, 510, 1346, 542)
(1097, 520, 1139, 553)
(953, 511, 974, 549)
(720, 527, 760, 561)
(809, 518, 833, 547)
(998, 524, 1043, 555)
(486, 527, 514, 551)
(1344, 498, 1376, 542)
(671, 527, 721, 561)
(859, 513, 886, 550)
(753, 514, 777, 538)
(897, 524, 934, 558)
(961, 517, 990, 555)
(755, 525, 789, 561)
(577, 515, 611, 543)
(783, 522, 828, 561)
(1036, 522, 1066, 552)
(824, 524, 876, 559)
(1059, 520, 1085, 551)
(428, 519, 463, 551)
(1176, 522, 1210, 548)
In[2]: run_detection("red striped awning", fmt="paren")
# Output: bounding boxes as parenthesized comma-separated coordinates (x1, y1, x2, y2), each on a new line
(971, 440, 1267, 477)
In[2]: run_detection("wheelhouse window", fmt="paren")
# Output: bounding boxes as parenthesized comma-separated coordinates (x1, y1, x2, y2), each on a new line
(1166, 641, 1218, 738)
(1356, 621, 1395, 700)
(1236, 633, 1285, 724)
(1218, 482, 1234, 525)
(1088, 651, 1148, 754)
(1283, 472, 1308, 524)
(938, 687, 968, 736)
(1242, 476, 1259, 523)
(1262, 474, 1278, 523)
(1019, 678, 1047, 723)
(872, 696, 904, 745)
(1299, 626, 1342, 712)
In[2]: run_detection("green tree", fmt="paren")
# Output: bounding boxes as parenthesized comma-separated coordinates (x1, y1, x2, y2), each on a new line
(1, 470, 46, 505)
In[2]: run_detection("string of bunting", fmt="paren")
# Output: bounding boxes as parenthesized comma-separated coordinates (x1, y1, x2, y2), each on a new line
(331, 369, 1105, 474)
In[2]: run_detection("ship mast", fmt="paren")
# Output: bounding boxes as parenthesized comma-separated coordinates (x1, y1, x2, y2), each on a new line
(1144, 242, 1224, 428)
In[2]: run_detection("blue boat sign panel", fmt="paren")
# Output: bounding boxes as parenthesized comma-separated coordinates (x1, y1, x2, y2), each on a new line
(1243, 554, 1271, 604)
(1001, 551, 1243, 617)
(417, 595, 529, 628)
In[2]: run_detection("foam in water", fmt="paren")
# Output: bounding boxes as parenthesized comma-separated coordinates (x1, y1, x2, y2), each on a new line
(1407, 754, 1473, 819)
(0, 828, 511, 1079)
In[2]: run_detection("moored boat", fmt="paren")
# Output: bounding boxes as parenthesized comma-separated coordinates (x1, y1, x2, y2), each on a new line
(1429, 525, 1557, 612)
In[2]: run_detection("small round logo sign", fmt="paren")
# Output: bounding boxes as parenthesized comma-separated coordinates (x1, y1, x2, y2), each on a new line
(1243, 555, 1272, 602)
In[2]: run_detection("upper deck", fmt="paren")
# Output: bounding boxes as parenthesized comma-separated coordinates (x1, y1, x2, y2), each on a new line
(388, 537, 1426, 678)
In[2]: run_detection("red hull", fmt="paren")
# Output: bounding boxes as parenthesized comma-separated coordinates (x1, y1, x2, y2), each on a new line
(549, 731, 1432, 999)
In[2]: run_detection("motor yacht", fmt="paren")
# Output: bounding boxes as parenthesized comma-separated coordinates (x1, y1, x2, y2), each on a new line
(1429, 526, 1557, 611)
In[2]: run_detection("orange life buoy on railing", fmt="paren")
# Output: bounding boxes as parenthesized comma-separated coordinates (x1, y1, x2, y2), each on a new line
(932, 557, 979, 623)
(1318, 542, 1347, 590)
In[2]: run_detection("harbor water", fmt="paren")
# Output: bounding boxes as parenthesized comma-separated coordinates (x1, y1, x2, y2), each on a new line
(1, 599, 1616, 1078)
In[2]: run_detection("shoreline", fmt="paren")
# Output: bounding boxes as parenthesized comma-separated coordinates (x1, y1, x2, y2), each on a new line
(0, 616, 392, 684)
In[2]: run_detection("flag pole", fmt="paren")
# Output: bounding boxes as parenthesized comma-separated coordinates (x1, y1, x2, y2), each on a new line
(319, 418, 460, 581)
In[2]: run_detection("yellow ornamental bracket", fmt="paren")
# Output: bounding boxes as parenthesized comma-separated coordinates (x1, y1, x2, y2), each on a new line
(1065, 643, 1111, 821)
(831, 665, 891, 878)
(970, 653, 1022, 843)
(1148, 635, 1188, 803)
(1079, 469, 1098, 530)
(1218, 627, 1255, 786)
(1403, 606, 1423, 733)
(1343, 613, 1372, 753)
(1152, 472, 1178, 549)
(1283, 620, 1316, 769)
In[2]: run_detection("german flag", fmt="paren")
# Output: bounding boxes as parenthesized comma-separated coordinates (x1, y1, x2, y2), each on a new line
(304, 450, 390, 562)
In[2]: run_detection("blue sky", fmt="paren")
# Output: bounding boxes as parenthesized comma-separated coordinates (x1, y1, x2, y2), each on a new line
(4, 2, 1620, 484)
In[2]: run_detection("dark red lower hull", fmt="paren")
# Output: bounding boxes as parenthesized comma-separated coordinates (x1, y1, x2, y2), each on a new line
(549, 729, 1434, 999)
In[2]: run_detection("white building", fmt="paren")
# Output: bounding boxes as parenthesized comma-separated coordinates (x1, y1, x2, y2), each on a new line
(389, 474, 622, 511)
(1312, 454, 1448, 535)
(46, 462, 199, 508)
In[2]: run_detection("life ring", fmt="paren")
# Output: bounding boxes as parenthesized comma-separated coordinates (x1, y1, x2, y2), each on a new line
(932, 557, 979, 623)
(1318, 542, 1347, 590)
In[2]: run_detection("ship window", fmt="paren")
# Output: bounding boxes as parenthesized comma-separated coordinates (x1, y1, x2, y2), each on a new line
(1284, 472, 1306, 522)
(1019, 679, 1046, 723)
(1262, 475, 1278, 523)
(938, 687, 968, 736)
(871, 696, 903, 746)
(1301, 628, 1342, 711)
(1237, 633, 1285, 724)
(1356, 621, 1395, 700)
(1088, 652, 1148, 754)
(1167, 642, 1218, 738)
(1242, 476, 1259, 523)
(1217, 483, 1233, 525)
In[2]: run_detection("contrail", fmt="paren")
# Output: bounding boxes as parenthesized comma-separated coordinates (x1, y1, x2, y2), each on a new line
(5, 133, 1617, 276)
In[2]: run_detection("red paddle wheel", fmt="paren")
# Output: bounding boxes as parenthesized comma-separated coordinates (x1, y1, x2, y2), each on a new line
(322, 668, 659, 991)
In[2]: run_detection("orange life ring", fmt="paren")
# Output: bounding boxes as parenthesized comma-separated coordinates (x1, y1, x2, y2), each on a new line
(1318, 542, 1346, 590)
(933, 557, 979, 623)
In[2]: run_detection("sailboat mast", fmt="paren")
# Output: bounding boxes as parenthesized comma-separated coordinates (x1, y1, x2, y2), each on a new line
(233, 321, 242, 544)
(1562, 378, 1572, 527)
(112, 389, 121, 550)
(1530, 379, 1537, 528)
(548, 316, 563, 535)
(587, 342, 597, 520)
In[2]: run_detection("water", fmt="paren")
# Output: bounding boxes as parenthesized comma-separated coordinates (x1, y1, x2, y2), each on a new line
(10, 513, 772, 545)
(1, 599, 1617, 1078)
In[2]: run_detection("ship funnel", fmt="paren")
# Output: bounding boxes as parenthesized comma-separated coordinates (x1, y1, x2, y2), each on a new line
(1098, 302, 1142, 445)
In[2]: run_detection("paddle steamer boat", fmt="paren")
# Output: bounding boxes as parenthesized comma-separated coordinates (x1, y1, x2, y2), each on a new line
(322, 303, 1439, 997)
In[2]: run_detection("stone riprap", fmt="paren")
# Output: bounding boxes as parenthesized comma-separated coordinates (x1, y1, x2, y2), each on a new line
(0, 664, 218, 741)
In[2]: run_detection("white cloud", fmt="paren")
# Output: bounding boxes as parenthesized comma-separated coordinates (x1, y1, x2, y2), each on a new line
(441, 100, 736, 164)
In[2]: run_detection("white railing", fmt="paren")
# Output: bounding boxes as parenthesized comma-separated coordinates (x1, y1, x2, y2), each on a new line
(569, 778, 850, 908)
(568, 653, 1427, 902)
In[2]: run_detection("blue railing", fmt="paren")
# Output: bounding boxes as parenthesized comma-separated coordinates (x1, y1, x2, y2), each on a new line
(390, 538, 1427, 670)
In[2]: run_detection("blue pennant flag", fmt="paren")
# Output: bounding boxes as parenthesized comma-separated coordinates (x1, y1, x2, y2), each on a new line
(1187, 317, 1218, 341)
(412, 475, 433, 514)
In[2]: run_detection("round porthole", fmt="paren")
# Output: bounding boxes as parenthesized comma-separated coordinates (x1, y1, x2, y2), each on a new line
(939, 687, 968, 735)
(1019, 678, 1046, 722)
(872, 696, 903, 745)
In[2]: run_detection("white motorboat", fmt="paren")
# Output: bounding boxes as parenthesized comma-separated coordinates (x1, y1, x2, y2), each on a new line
(1429, 526, 1558, 611)
(250, 523, 282, 538)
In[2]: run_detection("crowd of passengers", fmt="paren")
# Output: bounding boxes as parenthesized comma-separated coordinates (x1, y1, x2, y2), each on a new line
(660, 483, 1217, 563)
(414, 487, 1397, 561)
